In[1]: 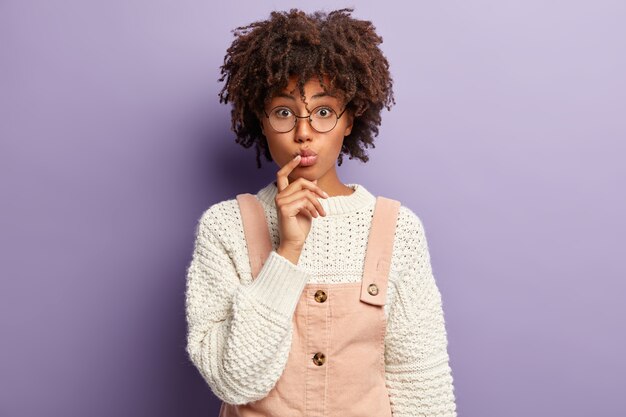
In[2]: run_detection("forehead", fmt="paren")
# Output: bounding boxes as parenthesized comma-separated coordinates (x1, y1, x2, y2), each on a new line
(270, 75, 343, 102)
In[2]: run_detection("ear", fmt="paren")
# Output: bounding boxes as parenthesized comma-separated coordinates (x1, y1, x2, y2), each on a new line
(256, 110, 266, 135)
(343, 111, 354, 136)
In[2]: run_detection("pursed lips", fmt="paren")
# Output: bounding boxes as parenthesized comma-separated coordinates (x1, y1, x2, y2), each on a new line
(297, 149, 317, 157)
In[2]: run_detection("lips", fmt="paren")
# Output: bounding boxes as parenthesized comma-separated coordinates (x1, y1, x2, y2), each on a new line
(296, 149, 318, 167)
(297, 149, 317, 157)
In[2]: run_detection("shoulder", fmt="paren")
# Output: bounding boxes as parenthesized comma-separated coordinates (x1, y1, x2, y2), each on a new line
(194, 197, 242, 243)
(395, 204, 428, 244)
(373, 194, 427, 241)
(388, 202, 432, 276)
(369, 193, 429, 252)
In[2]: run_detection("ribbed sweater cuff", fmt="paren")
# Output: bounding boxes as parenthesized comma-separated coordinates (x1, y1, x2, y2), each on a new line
(243, 250, 310, 318)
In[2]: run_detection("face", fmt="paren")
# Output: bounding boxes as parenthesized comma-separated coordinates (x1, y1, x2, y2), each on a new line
(260, 75, 353, 184)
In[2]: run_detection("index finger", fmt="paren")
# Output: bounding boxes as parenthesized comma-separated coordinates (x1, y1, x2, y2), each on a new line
(276, 155, 301, 192)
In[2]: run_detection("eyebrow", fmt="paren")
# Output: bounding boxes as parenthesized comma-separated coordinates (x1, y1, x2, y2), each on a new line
(274, 92, 333, 100)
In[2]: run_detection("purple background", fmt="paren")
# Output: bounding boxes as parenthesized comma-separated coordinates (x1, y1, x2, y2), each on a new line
(1, 1, 625, 416)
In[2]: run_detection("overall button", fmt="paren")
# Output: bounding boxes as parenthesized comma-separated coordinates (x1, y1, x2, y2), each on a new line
(368, 283, 379, 296)
(312, 352, 326, 366)
(314, 290, 327, 303)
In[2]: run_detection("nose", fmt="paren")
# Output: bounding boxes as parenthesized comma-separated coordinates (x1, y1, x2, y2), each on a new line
(293, 115, 314, 142)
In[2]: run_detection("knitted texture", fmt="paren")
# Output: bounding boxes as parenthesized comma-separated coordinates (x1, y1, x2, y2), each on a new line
(185, 180, 457, 416)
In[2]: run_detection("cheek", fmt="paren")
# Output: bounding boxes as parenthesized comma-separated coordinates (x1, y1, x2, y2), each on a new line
(264, 138, 290, 166)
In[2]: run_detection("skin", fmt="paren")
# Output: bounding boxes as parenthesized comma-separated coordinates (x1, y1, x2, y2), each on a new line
(259, 75, 356, 265)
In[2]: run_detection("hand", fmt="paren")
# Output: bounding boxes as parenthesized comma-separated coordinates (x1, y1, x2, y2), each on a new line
(275, 155, 329, 252)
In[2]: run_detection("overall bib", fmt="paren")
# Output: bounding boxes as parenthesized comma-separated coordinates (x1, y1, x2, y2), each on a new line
(218, 192, 401, 417)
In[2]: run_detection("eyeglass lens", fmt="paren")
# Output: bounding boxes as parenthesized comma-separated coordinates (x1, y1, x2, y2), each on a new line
(268, 106, 338, 133)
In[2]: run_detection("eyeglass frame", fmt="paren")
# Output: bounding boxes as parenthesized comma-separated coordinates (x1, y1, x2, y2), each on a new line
(262, 104, 349, 134)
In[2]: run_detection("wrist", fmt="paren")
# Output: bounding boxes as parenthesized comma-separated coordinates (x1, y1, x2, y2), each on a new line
(277, 244, 303, 265)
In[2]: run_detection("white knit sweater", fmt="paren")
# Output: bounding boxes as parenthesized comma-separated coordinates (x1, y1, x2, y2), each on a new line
(185, 180, 457, 416)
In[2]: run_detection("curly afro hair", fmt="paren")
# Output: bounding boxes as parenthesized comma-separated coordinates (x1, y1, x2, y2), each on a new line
(218, 7, 395, 168)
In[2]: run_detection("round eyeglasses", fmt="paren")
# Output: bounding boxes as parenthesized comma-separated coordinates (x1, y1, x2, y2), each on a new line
(263, 105, 348, 134)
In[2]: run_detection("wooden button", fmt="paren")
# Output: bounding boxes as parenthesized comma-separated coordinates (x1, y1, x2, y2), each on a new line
(314, 290, 327, 303)
(312, 352, 326, 366)
(367, 283, 379, 296)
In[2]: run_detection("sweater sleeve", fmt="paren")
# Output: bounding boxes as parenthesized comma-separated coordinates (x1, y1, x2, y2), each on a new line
(384, 213, 457, 417)
(184, 207, 310, 405)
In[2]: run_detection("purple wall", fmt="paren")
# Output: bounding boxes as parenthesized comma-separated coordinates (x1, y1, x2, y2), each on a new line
(1, 1, 625, 416)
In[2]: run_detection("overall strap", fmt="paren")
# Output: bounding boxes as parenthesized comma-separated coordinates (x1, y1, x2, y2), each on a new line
(360, 196, 402, 306)
(236, 193, 272, 281)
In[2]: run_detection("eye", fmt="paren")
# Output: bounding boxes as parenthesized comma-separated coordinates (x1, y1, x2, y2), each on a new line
(272, 107, 293, 118)
(314, 107, 335, 118)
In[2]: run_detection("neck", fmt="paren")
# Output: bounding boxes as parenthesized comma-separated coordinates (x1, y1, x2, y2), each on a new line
(273, 180, 354, 197)
(258, 180, 376, 216)
(285, 168, 354, 197)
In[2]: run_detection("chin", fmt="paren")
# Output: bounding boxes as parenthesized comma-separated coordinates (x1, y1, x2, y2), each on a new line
(289, 172, 317, 182)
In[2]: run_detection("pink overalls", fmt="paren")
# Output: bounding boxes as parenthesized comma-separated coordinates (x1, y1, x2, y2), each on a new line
(219, 192, 401, 417)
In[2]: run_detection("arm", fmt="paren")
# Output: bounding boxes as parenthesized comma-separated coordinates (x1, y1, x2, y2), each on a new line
(184, 207, 310, 404)
(384, 214, 457, 417)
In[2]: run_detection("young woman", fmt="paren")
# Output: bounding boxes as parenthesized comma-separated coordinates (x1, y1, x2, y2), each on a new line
(185, 8, 457, 416)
